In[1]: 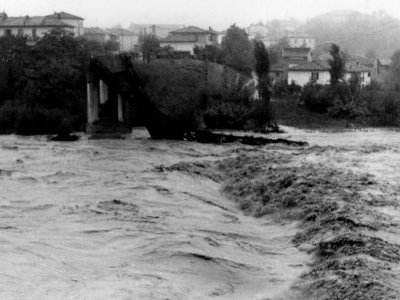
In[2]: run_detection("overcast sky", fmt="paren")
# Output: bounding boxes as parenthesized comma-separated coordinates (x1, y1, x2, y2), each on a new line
(1, 0, 400, 30)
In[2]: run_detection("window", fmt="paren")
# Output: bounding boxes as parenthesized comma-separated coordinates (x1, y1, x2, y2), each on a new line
(18, 29, 23, 36)
(311, 72, 319, 81)
(32, 28, 37, 39)
(368, 72, 371, 77)
(275, 72, 280, 77)
(5, 29, 11, 36)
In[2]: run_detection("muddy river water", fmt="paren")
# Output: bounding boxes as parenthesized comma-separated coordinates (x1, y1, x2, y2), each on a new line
(2, 127, 400, 299)
(0, 129, 314, 300)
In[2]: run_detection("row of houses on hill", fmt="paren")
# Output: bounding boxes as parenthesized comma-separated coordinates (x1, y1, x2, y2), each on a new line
(271, 55, 373, 87)
(0, 11, 83, 38)
(0, 10, 387, 86)
(0, 10, 219, 55)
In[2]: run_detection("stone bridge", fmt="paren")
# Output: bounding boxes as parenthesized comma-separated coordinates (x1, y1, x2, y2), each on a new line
(86, 54, 186, 139)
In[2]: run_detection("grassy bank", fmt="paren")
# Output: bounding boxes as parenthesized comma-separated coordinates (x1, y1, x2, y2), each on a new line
(164, 145, 400, 299)
(271, 97, 400, 131)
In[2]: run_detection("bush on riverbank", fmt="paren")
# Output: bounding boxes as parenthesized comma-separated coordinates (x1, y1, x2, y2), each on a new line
(275, 81, 400, 128)
(134, 59, 272, 132)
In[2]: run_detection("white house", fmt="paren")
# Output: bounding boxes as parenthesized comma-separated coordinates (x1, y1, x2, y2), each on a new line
(106, 28, 139, 52)
(345, 62, 372, 87)
(160, 26, 218, 55)
(46, 11, 84, 36)
(282, 47, 312, 67)
(288, 61, 331, 86)
(286, 33, 316, 50)
(83, 27, 118, 44)
(287, 60, 372, 87)
(0, 11, 83, 38)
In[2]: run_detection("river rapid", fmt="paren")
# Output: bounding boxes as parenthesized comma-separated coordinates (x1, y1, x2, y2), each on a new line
(0, 129, 309, 300)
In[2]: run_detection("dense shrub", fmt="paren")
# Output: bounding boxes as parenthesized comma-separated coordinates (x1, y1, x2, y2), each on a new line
(0, 29, 116, 135)
(301, 83, 333, 113)
(134, 59, 271, 131)
(299, 79, 400, 126)
(15, 107, 73, 135)
(0, 100, 17, 133)
(364, 90, 400, 126)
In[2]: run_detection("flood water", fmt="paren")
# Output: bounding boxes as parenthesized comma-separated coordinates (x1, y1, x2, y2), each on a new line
(0, 129, 309, 300)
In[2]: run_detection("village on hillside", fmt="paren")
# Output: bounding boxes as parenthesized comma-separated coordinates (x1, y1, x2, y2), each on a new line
(0, 10, 392, 88)
(3, 4, 400, 300)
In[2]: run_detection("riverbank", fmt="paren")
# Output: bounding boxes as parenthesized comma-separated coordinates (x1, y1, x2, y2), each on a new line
(271, 97, 400, 131)
(166, 127, 400, 299)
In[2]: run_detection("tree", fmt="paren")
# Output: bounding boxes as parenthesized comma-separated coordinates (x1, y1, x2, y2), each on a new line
(267, 37, 289, 65)
(140, 33, 160, 63)
(387, 50, 400, 91)
(0, 29, 120, 134)
(328, 43, 346, 85)
(253, 39, 270, 104)
(193, 45, 223, 63)
(221, 24, 253, 76)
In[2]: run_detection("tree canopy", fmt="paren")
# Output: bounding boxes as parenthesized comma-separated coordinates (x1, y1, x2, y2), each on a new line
(387, 50, 400, 91)
(221, 24, 254, 76)
(139, 33, 160, 63)
(253, 39, 270, 104)
(328, 43, 346, 85)
(0, 29, 118, 134)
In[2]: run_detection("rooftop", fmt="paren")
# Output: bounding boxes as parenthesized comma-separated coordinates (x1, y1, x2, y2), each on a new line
(289, 60, 330, 71)
(345, 62, 371, 73)
(46, 11, 84, 20)
(170, 26, 218, 35)
(282, 47, 311, 58)
(84, 27, 116, 36)
(0, 16, 73, 28)
(270, 61, 288, 71)
(161, 34, 197, 43)
(287, 33, 314, 38)
(106, 28, 137, 36)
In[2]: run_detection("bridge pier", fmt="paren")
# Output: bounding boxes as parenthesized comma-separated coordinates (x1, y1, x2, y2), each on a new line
(86, 73, 131, 137)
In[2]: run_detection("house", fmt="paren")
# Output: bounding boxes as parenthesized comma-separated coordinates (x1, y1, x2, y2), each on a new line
(282, 47, 312, 66)
(217, 30, 227, 44)
(345, 62, 372, 86)
(46, 11, 84, 37)
(284, 60, 372, 87)
(246, 23, 268, 39)
(287, 61, 331, 86)
(128, 24, 184, 39)
(160, 26, 219, 55)
(372, 58, 391, 84)
(0, 11, 83, 39)
(83, 27, 118, 44)
(261, 38, 280, 48)
(286, 33, 316, 50)
(270, 61, 288, 82)
(106, 28, 139, 52)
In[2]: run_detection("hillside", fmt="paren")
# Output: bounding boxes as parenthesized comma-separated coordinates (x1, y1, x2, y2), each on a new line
(301, 10, 400, 59)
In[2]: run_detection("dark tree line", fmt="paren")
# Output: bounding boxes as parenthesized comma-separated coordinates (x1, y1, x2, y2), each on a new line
(0, 29, 117, 134)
